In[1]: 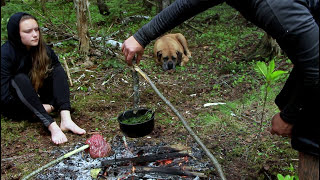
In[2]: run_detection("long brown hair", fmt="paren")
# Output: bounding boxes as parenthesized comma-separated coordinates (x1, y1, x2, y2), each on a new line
(20, 15, 51, 91)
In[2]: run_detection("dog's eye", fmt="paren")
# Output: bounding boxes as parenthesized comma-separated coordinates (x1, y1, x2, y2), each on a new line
(172, 56, 176, 60)
(163, 57, 169, 61)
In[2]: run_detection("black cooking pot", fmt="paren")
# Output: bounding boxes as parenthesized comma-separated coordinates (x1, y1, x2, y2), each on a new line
(117, 108, 155, 138)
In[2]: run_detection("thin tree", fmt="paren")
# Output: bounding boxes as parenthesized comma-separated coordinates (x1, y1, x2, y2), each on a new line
(162, 0, 171, 9)
(40, 0, 47, 15)
(1, 0, 5, 7)
(246, 32, 282, 61)
(74, 0, 92, 66)
(142, 0, 153, 13)
(156, 0, 171, 13)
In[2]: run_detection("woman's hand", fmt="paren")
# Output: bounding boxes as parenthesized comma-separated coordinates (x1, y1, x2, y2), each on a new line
(121, 36, 144, 66)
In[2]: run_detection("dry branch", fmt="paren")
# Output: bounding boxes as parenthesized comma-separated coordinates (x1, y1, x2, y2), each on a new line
(63, 57, 73, 86)
(133, 65, 227, 180)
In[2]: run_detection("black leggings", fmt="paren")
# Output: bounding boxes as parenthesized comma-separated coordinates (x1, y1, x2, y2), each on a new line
(1, 65, 71, 127)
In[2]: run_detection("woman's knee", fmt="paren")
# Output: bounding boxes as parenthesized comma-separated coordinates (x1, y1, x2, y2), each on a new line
(52, 65, 67, 79)
(10, 73, 39, 102)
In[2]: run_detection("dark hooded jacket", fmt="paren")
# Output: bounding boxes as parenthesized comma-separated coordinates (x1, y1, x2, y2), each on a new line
(133, 0, 319, 156)
(1, 12, 61, 126)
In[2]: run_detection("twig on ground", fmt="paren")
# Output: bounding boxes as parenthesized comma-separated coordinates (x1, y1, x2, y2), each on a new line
(183, 22, 204, 34)
(63, 57, 73, 86)
(1, 154, 35, 162)
(102, 74, 115, 86)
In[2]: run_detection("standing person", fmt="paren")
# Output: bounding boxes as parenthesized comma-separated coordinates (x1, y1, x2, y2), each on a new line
(1, 12, 86, 145)
(121, 0, 319, 179)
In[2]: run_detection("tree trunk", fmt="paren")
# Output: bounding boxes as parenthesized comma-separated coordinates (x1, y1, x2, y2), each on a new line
(74, 0, 92, 66)
(41, 0, 47, 15)
(1, 0, 5, 7)
(162, 0, 170, 9)
(96, 0, 110, 16)
(156, 0, 171, 13)
(156, 0, 162, 13)
(142, 0, 153, 13)
(246, 32, 282, 61)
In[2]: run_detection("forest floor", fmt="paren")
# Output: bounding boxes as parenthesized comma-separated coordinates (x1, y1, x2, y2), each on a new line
(1, 2, 298, 180)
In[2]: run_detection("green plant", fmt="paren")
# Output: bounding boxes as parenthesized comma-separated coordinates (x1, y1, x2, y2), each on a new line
(254, 59, 288, 130)
(277, 174, 298, 180)
(276, 163, 299, 180)
(120, 111, 153, 125)
(102, 58, 125, 69)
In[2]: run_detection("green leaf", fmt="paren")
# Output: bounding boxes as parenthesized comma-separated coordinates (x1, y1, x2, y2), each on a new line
(284, 175, 293, 180)
(268, 59, 275, 75)
(271, 70, 288, 81)
(277, 174, 285, 180)
(255, 61, 268, 78)
(267, 86, 272, 93)
(90, 168, 101, 179)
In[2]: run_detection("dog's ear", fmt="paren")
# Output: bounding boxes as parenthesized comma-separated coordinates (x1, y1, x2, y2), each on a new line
(156, 51, 162, 62)
(176, 51, 182, 65)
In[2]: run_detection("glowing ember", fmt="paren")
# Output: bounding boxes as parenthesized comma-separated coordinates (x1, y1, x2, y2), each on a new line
(157, 159, 173, 166)
(132, 166, 136, 173)
(184, 156, 189, 162)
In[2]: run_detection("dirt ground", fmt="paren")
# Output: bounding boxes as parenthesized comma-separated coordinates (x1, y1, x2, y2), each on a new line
(1, 40, 297, 179)
(1, 10, 298, 180)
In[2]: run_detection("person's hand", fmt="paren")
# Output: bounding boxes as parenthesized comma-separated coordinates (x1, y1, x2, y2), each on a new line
(121, 36, 144, 66)
(269, 112, 293, 137)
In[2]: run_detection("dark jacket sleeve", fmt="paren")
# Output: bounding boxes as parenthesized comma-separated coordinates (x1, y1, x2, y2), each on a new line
(277, 24, 319, 125)
(133, 0, 224, 47)
(275, 67, 297, 111)
(229, 0, 319, 125)
(1, 43, 18, 106)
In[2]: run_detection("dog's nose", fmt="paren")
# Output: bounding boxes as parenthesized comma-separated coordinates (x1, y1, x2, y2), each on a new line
(168, 61, 174, 70)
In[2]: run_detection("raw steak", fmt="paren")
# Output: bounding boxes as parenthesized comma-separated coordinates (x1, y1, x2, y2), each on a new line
(85, 134, 112, 158)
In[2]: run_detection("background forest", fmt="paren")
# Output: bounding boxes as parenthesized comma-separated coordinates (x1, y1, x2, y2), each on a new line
(1, 0, 297, 179)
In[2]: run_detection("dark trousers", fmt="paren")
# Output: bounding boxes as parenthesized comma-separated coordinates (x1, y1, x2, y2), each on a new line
(1, 65, 71, 127)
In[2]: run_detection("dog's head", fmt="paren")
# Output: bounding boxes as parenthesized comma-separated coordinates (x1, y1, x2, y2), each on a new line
(156, 50, 182, 71)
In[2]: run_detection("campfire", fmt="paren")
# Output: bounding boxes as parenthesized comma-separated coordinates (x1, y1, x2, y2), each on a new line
(36, 136, 215, 179)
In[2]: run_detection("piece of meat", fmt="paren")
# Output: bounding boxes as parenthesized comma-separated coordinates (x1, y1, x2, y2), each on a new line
(85, 134, 112, 158)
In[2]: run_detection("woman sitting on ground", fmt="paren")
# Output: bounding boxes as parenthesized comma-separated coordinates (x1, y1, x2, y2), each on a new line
(1, 12, 86, 145)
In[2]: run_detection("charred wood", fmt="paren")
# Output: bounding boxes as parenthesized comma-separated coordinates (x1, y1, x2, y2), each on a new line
(102, 152, 190, 167)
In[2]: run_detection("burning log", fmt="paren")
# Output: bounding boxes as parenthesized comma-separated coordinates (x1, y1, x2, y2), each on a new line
(102, 152, 190, 167)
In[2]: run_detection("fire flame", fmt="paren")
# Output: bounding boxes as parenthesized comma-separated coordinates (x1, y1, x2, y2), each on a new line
(157, 159, 173, 166)
(184, 156, 189, 162)
(179, 156, 189, 170)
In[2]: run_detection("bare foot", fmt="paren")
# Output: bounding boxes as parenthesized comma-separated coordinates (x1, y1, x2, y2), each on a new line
(60, 110, 86, 135)
(48, 122, 68, 144)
